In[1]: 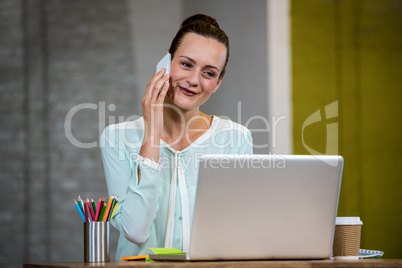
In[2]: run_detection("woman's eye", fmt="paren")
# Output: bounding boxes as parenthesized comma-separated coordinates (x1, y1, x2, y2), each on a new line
(181, 62, 192, 68)
(204, 71, 215, 78)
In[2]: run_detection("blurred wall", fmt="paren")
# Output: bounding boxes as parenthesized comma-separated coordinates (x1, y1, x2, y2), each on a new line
(0, 0, 268, 266)
(292, 0, 402, 258)
(0, 0, 136, 265)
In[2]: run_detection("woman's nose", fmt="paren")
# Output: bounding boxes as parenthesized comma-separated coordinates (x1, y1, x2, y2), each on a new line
(186, 71, 199, 87)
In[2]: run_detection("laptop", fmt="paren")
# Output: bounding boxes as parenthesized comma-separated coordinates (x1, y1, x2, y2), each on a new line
(149, 154, 343, 261)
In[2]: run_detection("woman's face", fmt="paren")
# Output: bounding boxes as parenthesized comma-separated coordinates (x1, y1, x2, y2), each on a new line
(167, 32, 227, 112)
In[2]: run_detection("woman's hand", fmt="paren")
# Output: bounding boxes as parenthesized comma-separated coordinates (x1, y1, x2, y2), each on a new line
(139, 68, 170, 164)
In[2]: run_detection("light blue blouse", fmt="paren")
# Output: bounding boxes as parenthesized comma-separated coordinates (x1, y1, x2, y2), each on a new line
(100, 116, 253, 259)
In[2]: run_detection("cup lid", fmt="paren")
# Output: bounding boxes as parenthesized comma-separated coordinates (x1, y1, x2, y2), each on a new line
(336, 217, 363, 225)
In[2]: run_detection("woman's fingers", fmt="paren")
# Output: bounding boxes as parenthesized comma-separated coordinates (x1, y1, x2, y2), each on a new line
(141, 69, 170, 118)
(151, 73, 170, 102)
(157, 80, 170, 104)
(144, 69, 166, 101)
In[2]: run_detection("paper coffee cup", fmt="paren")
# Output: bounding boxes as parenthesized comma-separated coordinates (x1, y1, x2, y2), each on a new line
(332, 217, 363, 260)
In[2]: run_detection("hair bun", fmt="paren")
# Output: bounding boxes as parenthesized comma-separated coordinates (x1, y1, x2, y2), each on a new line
(180, 14, 220, 29)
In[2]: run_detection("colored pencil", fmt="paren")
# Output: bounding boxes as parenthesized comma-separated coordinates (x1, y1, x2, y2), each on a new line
(86, 198, 95, 221)
(99, 202, 107, 221)
(77, 195, 84, 214)
(84, 201, 89, 222)
(74, 199, 86, 222)
(98, 197, 105, 221)
(106, 197, 117, 221)
(102, 195, 114, 222)
(94, 196, 102, 221)
(109, 199, 119, 221)
(74, 195, 120, 222)
(91, 199, 96, 213)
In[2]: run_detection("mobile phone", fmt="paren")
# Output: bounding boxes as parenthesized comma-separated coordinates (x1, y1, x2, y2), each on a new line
(156, 53, 171, 74)
(156, 53, 171, 95)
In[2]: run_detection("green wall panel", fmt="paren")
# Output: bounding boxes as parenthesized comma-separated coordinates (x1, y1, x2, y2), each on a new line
(291, 0, 402, 258)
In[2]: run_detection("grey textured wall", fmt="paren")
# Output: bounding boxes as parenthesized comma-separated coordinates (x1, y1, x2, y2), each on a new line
(0, 0, 26, 266)
(0, 0, 136, 265)
(0, 0, 268, 266)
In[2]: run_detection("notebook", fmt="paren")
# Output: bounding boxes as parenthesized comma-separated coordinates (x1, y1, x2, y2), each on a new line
(149, 154, 344, 261)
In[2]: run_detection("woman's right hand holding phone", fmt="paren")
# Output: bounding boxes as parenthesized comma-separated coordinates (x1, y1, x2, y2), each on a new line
(139, 68, 170, 167)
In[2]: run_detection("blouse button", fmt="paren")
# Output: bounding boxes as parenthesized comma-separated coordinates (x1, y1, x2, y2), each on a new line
(176, 239, 180, 243)
(178, 217, 182, 221)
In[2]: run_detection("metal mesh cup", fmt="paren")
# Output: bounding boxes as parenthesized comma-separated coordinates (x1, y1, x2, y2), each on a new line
(332, 217, 362, 260)
(84, 222, 110, 262)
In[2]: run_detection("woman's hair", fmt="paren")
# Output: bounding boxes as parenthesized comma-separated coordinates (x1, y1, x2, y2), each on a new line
(168, 14, 229, 79)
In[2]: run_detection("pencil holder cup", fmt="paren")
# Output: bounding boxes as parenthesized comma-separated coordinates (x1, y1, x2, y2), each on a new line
(84, 222, 110, 262)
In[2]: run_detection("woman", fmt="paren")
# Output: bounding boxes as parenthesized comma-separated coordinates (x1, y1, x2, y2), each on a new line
(101, 14, 253, 259)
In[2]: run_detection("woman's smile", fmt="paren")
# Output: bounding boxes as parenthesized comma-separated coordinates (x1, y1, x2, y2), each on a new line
(179, 86, 198, 97)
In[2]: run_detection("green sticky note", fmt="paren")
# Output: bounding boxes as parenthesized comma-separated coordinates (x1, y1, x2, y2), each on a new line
(148, 248, 186, 255)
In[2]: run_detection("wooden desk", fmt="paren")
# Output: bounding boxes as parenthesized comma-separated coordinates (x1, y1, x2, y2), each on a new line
(23, 259, 402, 268)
